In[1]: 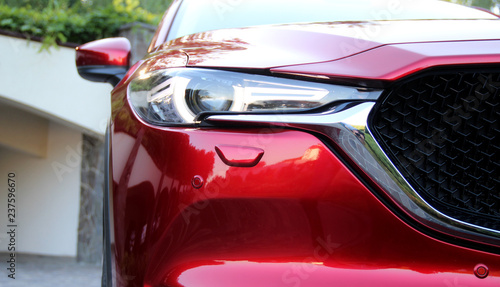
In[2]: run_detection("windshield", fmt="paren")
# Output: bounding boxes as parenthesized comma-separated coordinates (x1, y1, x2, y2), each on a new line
(166, 0, 498, 41)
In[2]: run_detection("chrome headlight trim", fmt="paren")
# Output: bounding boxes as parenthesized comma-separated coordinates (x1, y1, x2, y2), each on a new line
(127, 68, 382, 125)
(205, 102, 500, 246)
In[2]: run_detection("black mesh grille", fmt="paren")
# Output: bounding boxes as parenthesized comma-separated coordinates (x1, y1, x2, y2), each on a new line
(370, 69, 500, 231)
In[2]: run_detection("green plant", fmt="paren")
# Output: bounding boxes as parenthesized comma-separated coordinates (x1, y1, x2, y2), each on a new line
(0, 1, 166, 51)
(443, 0, 500, 10)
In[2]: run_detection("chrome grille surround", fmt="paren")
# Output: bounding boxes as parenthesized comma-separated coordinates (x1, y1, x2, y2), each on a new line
(370, 69, 500, 231)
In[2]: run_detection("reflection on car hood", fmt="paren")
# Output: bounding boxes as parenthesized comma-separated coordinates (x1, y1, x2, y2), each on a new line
(160, 19, 500, 69)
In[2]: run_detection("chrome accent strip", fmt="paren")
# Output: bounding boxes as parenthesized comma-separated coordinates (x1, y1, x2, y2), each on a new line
(205, 102, 500, 245)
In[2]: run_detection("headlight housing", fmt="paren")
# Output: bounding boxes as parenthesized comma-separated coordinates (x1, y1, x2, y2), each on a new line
(128, 68, 382, 125)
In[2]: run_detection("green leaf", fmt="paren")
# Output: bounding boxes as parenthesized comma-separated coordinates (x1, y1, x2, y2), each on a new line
(0, 3, 164, 51)
(57, 32, 67, 43)
(0, 18, 14, 26)
(20, 24, 32, 32)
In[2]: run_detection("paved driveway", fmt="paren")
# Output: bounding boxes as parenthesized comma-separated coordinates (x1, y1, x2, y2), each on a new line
(0, 253, 101, 287)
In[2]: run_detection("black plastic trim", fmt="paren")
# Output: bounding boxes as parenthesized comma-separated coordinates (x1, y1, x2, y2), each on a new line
(78, 65, 128, 87)
(368, 66, 500, 231)
(102, 127, 113, 287)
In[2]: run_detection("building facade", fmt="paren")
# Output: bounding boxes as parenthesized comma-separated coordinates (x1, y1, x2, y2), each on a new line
(0, 33, 111, 261)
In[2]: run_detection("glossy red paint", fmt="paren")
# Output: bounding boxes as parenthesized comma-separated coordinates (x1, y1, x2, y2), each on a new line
(76, 37, 131, 67)
(108, 99, 500, 287)
(91, 3, 500, 287)
(161, 26, 381, 69)
(115, 49, 189, 87)
(155, 20, 500, 70)
(272, 40, 500, 81)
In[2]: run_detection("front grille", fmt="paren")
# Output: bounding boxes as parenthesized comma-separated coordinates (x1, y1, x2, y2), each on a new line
(370, 68, 500, 231)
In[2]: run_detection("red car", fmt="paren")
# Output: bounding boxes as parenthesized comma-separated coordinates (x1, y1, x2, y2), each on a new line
(76, 0, 500, 286)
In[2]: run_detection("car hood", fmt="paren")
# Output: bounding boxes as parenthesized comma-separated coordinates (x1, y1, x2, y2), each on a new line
(160, 19, 500, 69)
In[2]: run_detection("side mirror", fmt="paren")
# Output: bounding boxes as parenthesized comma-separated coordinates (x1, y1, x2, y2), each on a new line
(76, 37, 131, 86)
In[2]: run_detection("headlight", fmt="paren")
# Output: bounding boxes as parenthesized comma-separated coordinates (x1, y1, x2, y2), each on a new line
(128, 68, 382, 125)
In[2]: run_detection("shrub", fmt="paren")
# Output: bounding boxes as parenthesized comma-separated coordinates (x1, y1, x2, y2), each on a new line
(0, 0, 164, 50)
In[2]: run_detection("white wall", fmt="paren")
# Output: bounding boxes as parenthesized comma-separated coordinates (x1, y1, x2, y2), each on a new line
(0, 34, 112, 257)
(0, 102, 49, 157)
(0, 34, 112, 136)
(0, 121, 82, 256)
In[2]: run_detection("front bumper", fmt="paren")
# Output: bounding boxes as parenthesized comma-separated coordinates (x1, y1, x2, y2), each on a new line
(109, 100, 500, 287)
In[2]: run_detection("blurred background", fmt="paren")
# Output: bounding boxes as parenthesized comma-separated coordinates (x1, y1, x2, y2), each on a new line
(0, 0, 171, 286)
(0, 0, 497, 286)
